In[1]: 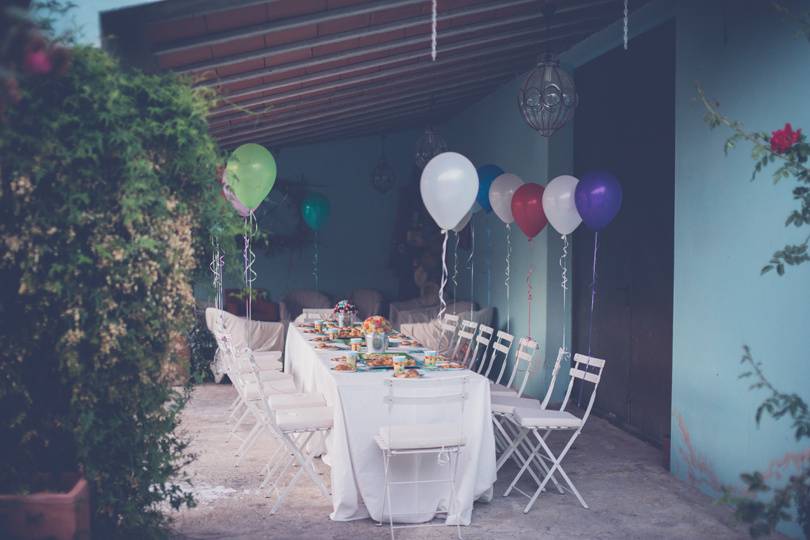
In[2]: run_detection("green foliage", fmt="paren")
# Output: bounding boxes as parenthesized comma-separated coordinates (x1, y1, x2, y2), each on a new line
(698, 84, 810, 275)
(187, 308, 217, 383)
(723, 347, 810, 538)
(0, 45, 241, 538)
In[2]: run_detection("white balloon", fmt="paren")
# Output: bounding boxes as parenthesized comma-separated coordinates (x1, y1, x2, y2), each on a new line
(453, 208, 473, 232)
(542, 174, 582, 235)
(489, 173, 524, 224)
(420, 152, 479, 231)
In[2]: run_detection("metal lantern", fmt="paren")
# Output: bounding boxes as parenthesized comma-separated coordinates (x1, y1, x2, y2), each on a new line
(518, 53, 578, 137)
(371, 137, 395, 194)
(414, 126, 448, 170)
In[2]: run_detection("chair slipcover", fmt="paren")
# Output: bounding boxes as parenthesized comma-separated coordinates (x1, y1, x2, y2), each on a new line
(205, 308, 285, 383)
(349, 288, 384, 320)
(279, 289, 331, 324)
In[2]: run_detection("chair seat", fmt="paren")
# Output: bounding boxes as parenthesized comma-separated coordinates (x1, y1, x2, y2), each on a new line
(514, 408, 583, 429)
(491, 394, 542, 415)
(253, 351, 283, 371)
(275, 406, 333, 432)
(268, 392, 325, 411)
(375, 423, 465, 451)
(489, 382, 518, 397)
(257, 369, 289, 382)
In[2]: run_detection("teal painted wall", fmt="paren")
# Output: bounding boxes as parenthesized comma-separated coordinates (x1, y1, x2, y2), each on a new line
(670, 2, 810, 538)
(243, 129, 420, 304)
(439, 75, 570, 402)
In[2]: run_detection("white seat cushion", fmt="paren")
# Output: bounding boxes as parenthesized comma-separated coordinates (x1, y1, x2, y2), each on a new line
(275, 406, 333, 432)
(513, 408, 582, 429)
(375, 423, 465, 451)
(253, 351, 283, 371)
(489, 382, 517, 397)
(267, 393, 325, 411)
(491, 395, 542, 415)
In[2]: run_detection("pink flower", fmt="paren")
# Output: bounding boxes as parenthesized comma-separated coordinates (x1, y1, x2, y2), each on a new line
(770, 123, 802, 154)
(23, 48, 52, 75)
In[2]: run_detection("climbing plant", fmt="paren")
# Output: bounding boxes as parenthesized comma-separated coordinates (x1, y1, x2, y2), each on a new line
(697, 4, 809, 537)
(0, 41, 241, 540)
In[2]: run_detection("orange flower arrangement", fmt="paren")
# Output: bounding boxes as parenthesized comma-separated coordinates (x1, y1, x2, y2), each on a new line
(362, 316, 392, 335)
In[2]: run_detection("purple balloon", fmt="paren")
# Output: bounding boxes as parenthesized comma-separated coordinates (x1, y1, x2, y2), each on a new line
(574, 171, 622, 231)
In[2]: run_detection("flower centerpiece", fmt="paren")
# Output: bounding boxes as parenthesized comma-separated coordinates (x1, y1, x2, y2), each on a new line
(333, 300, 358, 327)
(362, 316, 392, 353)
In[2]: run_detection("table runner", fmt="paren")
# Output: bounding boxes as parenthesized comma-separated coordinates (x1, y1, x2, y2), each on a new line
(283, 323, 496, 525)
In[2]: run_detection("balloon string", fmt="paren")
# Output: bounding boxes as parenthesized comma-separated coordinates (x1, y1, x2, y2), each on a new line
(313, 230, 319, 290)
(466, 221, 475, 320)
(438, 231, 449, 321)
(486, 221, 491, 308)
(452, 231, 459, 306)
(210, 237, 224, 311)
(577, 231, 599, 408)
(431, 0, 437, 61)
(560, 234, 569, 353)
(526, 241, 534, 339)
(505, 223, 511, 333)
(243, 212, 258, 322)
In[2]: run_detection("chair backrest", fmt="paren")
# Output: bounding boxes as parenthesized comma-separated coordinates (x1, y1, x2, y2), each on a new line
(437, 313, 460, 354)
(540, 347, 568, 409)
(502, 337, 540, 397)
(482, 330, 515, 381)
(350, 288, 384, 319)
(382, 375, 469, 448)
(450, 320, 479, 363)
(297, 308, 334, 323)
(559, 353, 606, 423)
(468, 324, 494, 372)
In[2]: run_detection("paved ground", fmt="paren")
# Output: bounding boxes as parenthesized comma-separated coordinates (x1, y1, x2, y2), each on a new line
(171, 383, 752, 540)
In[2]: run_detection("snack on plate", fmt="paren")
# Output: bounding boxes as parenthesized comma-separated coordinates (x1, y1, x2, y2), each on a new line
(365, 355, 393, 368)
(438, 361, 465, 369)
(333, 362, 356, 372)
(394, 369, 422, 379)
(302, 328, 321, 334)
(337, 327, 364, 339)
(311, 336, 330, 342)
(316, 343, 340, 350)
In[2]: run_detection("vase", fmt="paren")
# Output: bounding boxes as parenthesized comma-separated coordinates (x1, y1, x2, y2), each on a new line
(366, 332, 388, 353)
(0, 473, 90, 540)
(337, 313, 345, 327)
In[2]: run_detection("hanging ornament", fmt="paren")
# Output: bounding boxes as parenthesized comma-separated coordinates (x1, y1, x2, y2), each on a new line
(371, 135, 396, 194)
(431, 0, 438, 61)
(414, 125, 448, 170)
(518, 2, 578, 137)
(623, 0, 630, 50)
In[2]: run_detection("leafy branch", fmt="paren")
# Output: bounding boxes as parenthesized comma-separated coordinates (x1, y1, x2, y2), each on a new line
(697, 83, 810, 275)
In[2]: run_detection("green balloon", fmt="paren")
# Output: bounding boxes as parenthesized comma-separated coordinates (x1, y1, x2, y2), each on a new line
(226, 143, 277, 210)
(301, 192, 330, 231)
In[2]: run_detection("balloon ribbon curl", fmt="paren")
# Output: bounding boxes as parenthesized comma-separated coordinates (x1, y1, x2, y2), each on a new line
(313, 230, 320, 290)
(466, 221, 475, 320)
(526, 241, 534, 339)
(577, 232, 599, 407)
(452, 231, 460, 306)
(560, 234, 569, 354)
(505, 223, 512, 333)
(243, 211, 258, 321)
(438, 230, 449, 322)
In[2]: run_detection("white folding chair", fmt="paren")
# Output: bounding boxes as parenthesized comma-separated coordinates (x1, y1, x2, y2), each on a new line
(251, 366, 333, 514)
(436, 313, 460, 356)
(502, 353, 607, 512)
(478, 330, 514, 381)
(448, 320, 478, 363)
(375, 375, 469, 540)
(466, 324, 493, 372)
(490, 337, 539, 397)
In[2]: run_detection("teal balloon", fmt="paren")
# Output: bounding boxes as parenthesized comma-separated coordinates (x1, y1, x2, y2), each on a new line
(226, 143, 277, 210)
(301, 192, 331, 231)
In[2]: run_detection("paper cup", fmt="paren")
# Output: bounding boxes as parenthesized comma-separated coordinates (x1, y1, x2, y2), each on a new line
(350, 338, 362, 352)
(345, 352, 358, 370)
(424, 350, 437, 367)
(392, 355, 407, 376)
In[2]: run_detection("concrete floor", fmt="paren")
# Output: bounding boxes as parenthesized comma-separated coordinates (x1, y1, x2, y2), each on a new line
(171, 383, 752, 540)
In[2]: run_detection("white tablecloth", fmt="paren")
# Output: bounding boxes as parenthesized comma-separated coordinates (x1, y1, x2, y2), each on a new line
(284, 324, 496, 525)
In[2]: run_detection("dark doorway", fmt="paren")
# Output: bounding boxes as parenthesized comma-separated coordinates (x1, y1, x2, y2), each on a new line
(572, 20, 675, 452)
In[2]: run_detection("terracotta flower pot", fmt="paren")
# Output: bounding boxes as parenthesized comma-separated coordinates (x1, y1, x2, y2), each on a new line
(0, 474, 91, 540)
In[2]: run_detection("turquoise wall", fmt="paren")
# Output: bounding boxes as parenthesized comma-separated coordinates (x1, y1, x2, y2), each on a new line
(440, 74, 569, 402)
(247, 129, 419, 303)
(671, 2, 810, 538)
(440, 1, 810, 536)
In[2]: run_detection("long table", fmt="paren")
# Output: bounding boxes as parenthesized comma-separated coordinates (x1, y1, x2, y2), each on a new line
(283, 323, 496, 525)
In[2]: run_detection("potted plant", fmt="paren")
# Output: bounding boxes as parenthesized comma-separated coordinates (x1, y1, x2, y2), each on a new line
(0, 11, 241, 537)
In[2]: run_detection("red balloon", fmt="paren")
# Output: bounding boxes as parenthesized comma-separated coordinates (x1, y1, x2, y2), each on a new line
(511, 182, 548, 240)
